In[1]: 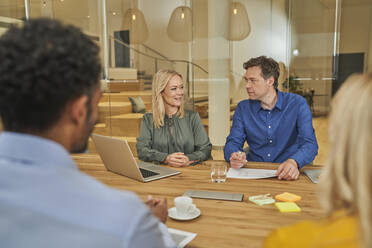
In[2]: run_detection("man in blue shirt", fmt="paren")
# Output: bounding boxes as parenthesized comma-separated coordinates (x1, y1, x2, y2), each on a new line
(0, 19, 174, 247)
(224, 56, 318, 180)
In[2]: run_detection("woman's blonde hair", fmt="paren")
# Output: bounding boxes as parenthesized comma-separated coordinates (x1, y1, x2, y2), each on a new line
(319, 73, 372, 248)
(152, 69, 185, 128)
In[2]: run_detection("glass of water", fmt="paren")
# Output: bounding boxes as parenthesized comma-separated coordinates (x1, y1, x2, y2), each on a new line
(211, 163, 227, 183)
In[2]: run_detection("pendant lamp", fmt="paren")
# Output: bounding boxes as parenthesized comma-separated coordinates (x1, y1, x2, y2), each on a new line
(167, 6, 192, 42)
(122, 8, 149, 44)
(229, 2, 250, 41)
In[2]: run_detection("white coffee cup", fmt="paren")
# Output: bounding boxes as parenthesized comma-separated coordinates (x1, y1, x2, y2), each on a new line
(174, 196, 196, 218)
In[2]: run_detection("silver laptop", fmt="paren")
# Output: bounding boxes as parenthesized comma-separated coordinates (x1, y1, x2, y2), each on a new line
(304, 169, 322, 184)
(91, 134, 180, 182)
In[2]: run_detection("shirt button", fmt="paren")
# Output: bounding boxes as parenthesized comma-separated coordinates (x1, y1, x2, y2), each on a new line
(268, 111, 271, 114)
(269, 140, 273, 143)
(268, 125, 271, 128)
(268, 153, 271, 157)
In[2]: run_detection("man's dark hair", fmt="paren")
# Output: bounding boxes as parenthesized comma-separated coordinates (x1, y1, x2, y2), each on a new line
(243, 56, 279, 89)
(0, 18, 101, 132)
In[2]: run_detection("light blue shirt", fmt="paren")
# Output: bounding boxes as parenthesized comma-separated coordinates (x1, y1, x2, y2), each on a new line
(0, 132, 173, 248)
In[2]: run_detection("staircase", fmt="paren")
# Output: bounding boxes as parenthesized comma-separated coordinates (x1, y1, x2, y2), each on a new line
(137, 70, 153, 90)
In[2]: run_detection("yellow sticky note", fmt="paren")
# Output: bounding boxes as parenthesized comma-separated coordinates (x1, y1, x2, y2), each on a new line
(249, 194, 275, 206)
(275, 192, 301, 202)
(275, 202, 301, 213)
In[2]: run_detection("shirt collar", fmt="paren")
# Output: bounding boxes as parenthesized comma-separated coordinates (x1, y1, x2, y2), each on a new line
(275, 90, 283, 111)
(251, 89, 283, 113)
(0, 131, 77, 170)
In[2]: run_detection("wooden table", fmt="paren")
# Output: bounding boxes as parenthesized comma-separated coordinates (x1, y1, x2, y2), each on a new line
(73, 154, 324, 248)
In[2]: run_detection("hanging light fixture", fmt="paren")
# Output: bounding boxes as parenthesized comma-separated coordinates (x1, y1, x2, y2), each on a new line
(228, 2, 250, 41)
(167, 6, 192, 42)
(122, 8, 149, 44)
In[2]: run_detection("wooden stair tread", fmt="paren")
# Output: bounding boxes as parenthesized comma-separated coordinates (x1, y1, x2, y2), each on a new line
(191, 95, 208, 103)
(94, 123, 106, 128)
(93, 123, 108, 135)
(107, 80, 145, 92)
(101, 91, 152, 103)
(90, 135, 137, 141)
(110, 113, 144, 119)
(202, 119, 233, 127)
(99, 102, 131, 108)
(107, 79, 142, 83)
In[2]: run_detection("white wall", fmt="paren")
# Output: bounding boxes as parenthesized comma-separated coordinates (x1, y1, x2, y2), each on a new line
(339, 4, 372, 72)
(231, 0, 288, 103)
(138, 0, 189, 78)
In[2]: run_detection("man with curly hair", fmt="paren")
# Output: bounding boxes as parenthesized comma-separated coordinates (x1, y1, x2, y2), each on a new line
(224, 56, 318, 180)
(0, 18, 174, 247)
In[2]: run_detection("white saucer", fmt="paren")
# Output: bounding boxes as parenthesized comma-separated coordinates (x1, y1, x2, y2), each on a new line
(168, 207, 201, 221)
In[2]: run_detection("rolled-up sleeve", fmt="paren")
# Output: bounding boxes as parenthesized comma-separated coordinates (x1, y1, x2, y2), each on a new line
(224, 103, 247, 162)
(290, 98, 318, 168)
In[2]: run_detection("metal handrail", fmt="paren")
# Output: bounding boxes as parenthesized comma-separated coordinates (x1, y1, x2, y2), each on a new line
(141, 43, 171, 62)
(110, 36, 208, 74)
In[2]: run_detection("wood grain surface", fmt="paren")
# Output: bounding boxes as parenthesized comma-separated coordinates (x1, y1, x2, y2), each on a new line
(73, 154, 325, 248)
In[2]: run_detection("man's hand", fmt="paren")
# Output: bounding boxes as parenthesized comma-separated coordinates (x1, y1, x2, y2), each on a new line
(164, 152, 192, 167)
(229, 151, 247, 169)
(276, 159, 300, 180)
(145, 195, 168, 223)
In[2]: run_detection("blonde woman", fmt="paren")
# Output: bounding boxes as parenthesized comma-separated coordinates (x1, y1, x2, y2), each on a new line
(136, 69, 212, 167)
(263, 73, 372, 248)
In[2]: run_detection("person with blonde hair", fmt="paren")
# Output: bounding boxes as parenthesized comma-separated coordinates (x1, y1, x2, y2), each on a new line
(263, 73, 372, 248)
(136, 69, 211, 167)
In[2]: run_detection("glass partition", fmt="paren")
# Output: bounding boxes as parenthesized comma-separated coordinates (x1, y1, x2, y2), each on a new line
(3, 0, 371, 162)
(287, 0, 337, 116)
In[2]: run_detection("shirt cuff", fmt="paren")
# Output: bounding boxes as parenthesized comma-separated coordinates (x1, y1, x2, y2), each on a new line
(186, 154, 200, 164)
(290, 155, 304, 169)
(154, 152, 168, 163)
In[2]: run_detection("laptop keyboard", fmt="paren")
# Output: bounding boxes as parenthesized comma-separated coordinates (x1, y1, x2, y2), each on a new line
(139, 168, 159, 178)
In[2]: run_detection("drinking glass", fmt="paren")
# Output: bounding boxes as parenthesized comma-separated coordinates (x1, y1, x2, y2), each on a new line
(210, 163, 227, 183)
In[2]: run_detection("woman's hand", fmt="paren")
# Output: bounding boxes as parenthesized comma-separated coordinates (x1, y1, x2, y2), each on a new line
(165, 152, 195, 167)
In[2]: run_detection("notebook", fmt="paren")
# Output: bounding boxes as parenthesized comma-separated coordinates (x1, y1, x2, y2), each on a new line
(91, 134, 180, 182)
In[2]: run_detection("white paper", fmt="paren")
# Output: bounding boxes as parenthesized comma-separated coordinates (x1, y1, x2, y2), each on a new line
(167, 228, 197, 248)
(227, 168, 277, 179)
(159, 223, 177, 248)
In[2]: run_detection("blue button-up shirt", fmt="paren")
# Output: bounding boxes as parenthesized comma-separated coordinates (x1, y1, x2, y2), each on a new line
(0, 132, 174, 248)
(224, 90, 318, 168)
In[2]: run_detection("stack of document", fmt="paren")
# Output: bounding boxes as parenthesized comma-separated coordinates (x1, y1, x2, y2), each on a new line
(167, 228, 197, 248)
(227, 168, 277, 179)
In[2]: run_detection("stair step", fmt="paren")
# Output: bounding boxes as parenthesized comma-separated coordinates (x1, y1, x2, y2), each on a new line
(108, 68, 137, 80)
(194, 102, 237, 119)
(101, 91, 152, 103)
(194, 101, 236, 110)
(98, 102, 132, 123)
(138, 74, 153, 80)
(107, 113, 144, 137)
(93, 123, 109, 135)
(107, 79, 145, 92)
(192, 95, 208, 103)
